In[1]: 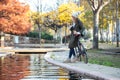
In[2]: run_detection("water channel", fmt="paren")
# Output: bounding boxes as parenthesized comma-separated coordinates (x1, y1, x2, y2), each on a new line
(0, 53, 84, 80)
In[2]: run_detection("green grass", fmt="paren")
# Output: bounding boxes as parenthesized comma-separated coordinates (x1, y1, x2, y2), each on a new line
(87, 49, 120, 68)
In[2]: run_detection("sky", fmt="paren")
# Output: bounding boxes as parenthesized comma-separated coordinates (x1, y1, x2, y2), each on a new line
(19, 0, 69, 12)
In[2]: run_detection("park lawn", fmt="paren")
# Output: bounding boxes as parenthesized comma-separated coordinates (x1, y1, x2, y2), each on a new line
(87, 49, 120, 68)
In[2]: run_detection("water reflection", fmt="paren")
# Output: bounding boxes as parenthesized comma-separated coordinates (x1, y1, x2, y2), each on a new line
(0, 54, 30, 80)
(0, 54, 70, 80)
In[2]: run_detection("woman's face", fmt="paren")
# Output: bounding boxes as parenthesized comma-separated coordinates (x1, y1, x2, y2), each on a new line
(72, 16, 76, 23)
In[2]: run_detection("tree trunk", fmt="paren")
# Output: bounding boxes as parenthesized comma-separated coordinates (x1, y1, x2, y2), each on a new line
(100, 11, 104, 42)
(87, 0, 110, 49)
(100, 28, 104, 42)
(93, 12, 99, 49)
(64, 26, 67, 45)
(38, 24, 41, 46)
(0, 32, 4, 48)
(116, 19, 119, 47)
(116, 0, 119, 47)
(107, 23, 112, 43)
(60, 28, 63, 44)
(0, 36, 4, 48)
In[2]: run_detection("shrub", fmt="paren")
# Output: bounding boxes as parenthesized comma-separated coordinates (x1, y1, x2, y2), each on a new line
(27, 31, 53, 40)
(27, 32, 39, 38)
(41, 32, 53, 40)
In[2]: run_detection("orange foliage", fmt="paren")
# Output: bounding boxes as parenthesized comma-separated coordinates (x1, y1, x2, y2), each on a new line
(0, 0, 31, 35)
(0, 54, 30, 80)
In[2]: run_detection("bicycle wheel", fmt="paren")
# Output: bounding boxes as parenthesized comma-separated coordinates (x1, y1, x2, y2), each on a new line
(77, 41, 88, 63)
(81, 51, 88, 63)
(78, 46, 88, 63)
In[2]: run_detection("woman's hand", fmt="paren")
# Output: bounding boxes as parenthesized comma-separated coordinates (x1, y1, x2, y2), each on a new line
(73, 30, 77, 34)
(73, 30, 80, 36)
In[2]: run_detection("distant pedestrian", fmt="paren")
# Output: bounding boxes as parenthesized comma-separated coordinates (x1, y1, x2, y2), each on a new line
(64, 11, 85, 63)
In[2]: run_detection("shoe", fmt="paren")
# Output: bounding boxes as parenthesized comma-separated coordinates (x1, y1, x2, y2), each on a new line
(63, 58, 71, 63)
(76, 57, 80, 61)
(72, 57, 77, 62)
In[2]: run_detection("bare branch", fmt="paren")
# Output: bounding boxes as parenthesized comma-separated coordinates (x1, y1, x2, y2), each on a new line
(91, 0, 96, 9)
(98, 0, 102, 8)
(97, 0, 103, 12)
(98, 0, 110, 12)
(87, 0, 95, 11)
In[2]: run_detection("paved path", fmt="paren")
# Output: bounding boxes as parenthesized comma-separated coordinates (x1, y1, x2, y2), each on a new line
(1, 43, 120, 80)
(44, 50, 120, 80)
(0, 45, 68, 57)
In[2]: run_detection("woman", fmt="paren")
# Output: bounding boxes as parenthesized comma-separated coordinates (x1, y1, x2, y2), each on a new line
(64, 12, 84, 63)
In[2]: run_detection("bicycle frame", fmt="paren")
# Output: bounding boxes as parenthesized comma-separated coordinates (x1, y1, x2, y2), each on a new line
(74, 40, 88, 63)
(75, 41, 86, 55)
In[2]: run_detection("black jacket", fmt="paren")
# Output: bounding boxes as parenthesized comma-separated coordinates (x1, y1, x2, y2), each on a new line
(69, 19, 84, 48)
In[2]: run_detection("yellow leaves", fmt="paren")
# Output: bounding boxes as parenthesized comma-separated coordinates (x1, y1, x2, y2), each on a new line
(58, 12, 70, 23)
(58, 4, 68, 13)
(29, 2, 85, 30)
(58, 2, 85, 24)
(78, 6, 84, 11)
(78, 12, 85, 22)
(58, 3, 71, 23)
(103, 18, 107, 22)
(30, 11, 44, 24)
(102, 18, 107, 29)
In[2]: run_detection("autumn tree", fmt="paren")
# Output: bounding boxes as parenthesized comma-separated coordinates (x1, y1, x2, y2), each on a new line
(87, 0, 110, 49)
(80, 0, 93, 29)
(29, 2, 86, 45)
(58, 2, 85, 25)
(99, 2, 114, 43)
(26, 0, 43, 46)
(58, 2, 85, 44)
(0, 0, 31, 47)
(42, 11, 62, 31)
(111, 0, 120, 47)
(0, 0, 31, 34)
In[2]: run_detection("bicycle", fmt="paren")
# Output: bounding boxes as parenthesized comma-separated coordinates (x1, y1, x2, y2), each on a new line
(74, 40, 88, 63)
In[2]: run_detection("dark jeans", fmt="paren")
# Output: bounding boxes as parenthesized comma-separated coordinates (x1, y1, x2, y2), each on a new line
(69, 48, 76, 59)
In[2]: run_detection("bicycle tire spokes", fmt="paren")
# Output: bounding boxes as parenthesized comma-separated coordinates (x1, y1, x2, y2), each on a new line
(83, 53, 88, 63)
(75, 41, 88, 63)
